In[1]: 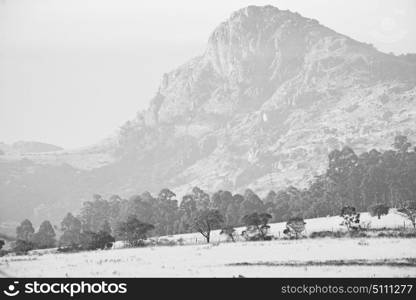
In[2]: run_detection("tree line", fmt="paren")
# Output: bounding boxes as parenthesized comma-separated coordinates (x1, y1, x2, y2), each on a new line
(4, 135, 416, 253)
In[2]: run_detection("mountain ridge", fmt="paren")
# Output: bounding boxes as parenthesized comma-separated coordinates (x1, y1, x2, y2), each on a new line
(1, 5, 416, 225)
(0, 141, 64, 155)
(139, 5, 415, 127)
(117, 5, 416, 196)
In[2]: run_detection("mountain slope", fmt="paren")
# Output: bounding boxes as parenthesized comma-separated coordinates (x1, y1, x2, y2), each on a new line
(0, 141, 63, 155)
(121, 5, 416, 195)
(1, 5, 416, 225)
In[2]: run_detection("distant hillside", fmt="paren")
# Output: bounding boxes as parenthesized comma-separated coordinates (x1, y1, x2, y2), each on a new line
(0, 5, 415, 225)
(0, 141, 63, 155)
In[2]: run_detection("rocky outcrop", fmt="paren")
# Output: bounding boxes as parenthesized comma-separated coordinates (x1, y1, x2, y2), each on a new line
(1, 5, 416, 224)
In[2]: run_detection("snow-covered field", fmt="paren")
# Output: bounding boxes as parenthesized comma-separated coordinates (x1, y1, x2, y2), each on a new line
(147, 211, 413, 245)
(1, 238, 415, 277)
(1, 212, 415, 277)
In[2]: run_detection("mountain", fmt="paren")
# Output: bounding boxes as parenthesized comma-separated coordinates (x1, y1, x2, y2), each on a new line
(1, 5, 415, 226)
(0, 141, 63, 155)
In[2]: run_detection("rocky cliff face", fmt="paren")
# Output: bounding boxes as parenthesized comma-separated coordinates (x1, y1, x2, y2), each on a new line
(1, 5, 416, 224)
(144, 6, 414, 123)
(125, 5, 416, 195)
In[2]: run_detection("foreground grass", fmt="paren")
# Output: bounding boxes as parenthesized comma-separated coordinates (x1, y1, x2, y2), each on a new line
(228, 258, 416, 267)
(1, 237, 415, 277)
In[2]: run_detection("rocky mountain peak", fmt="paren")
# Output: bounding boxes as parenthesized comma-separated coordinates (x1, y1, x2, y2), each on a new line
(1, 6, 415, 225)
(145, 5, 409, 126)
(143, 6, 320, 124)
(132, 6, 416, 197)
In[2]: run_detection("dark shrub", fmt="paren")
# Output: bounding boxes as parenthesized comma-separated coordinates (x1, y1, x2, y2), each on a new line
(80, 231, 115, 250)
(284, 217, 306, 238)
(349, 231, 368, 238)
(341, 206, 356, 216)
(340, 206, 361, 231)
(79, 231, 99, 250)
(241, 212, 272, 241)
(368, 204, 389, 219)
(115, 215, 154, 247)
(309, 231, 345, 239)
(310, 231, 335, 238)
(398, 231, 416, 238)
(95, 231, 115, 249)
(155, 238, 177, 246)
(57, 246, 80, 253)
(13, 240, 34, 254)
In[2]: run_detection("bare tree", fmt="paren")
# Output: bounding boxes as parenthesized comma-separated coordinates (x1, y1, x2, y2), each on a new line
(396, 201, 416, 229)
(193, 209, 224, 243)
(220, 226, 236, 242)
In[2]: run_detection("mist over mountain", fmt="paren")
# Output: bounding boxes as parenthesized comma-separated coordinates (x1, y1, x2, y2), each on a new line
(0, 141, 63, 155)
(1, 5, 416, 227)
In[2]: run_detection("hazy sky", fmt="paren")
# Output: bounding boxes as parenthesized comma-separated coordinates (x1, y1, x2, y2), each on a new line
(1, 0, 415, 149)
